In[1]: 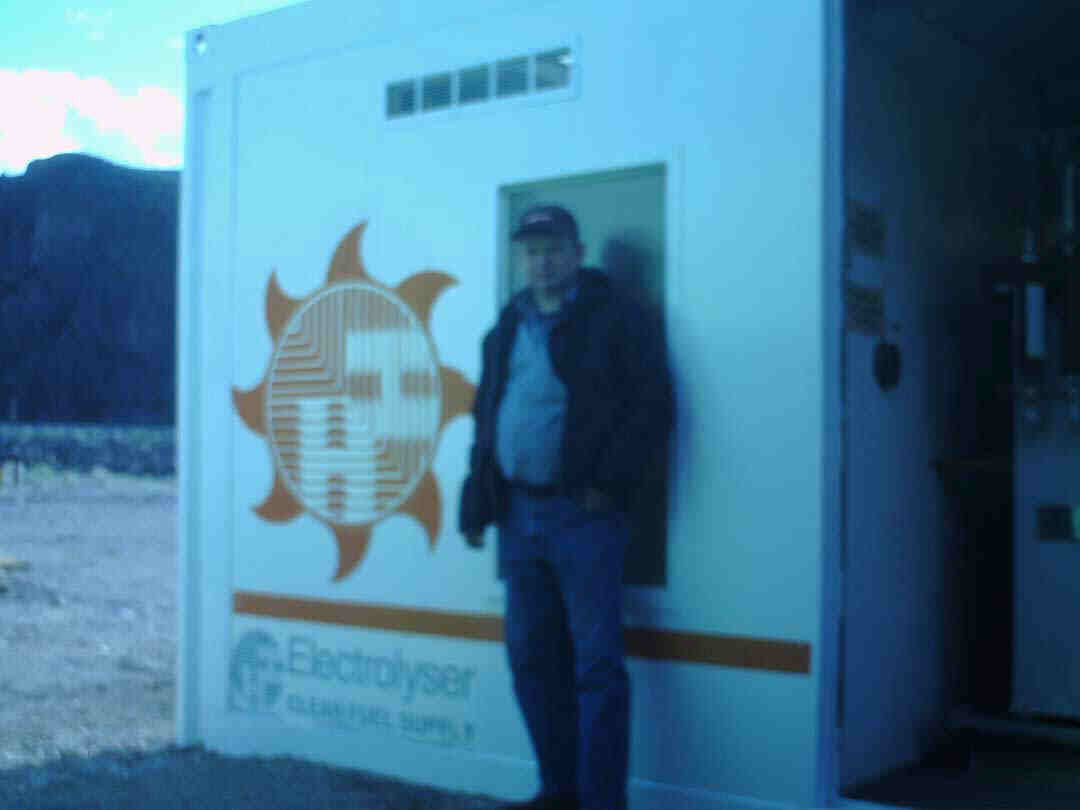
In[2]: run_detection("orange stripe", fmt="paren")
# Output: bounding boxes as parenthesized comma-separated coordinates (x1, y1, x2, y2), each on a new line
(233, 591, 811, 675)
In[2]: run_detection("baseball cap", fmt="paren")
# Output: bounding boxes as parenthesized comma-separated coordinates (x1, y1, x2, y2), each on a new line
(511, 204, 579, 243)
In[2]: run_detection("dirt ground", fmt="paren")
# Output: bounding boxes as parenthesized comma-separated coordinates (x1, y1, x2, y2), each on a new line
(0, 474, 177, 770)
(0, 472, 502, 809)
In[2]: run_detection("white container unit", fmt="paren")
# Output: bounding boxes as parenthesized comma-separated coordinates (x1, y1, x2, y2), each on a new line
(178, 1, 837, 808)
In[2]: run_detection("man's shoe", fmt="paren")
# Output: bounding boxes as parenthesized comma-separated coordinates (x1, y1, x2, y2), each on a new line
(501, 792, 579, 810)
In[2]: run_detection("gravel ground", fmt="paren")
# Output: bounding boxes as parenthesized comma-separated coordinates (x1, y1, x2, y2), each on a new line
(0, 472, 504, 809)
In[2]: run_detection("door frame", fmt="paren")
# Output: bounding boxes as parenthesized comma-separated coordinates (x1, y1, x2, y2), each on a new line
(817, 0, 848, 805)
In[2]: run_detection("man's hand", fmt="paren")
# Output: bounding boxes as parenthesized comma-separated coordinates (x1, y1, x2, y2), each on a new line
(584, 488, 614, 513)
(464, 531, 484, 549)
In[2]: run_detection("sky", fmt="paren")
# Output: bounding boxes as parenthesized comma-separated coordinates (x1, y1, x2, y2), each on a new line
(0, 0, 306, 176)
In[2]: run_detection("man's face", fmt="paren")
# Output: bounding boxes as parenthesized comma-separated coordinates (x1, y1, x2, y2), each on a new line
(520, 234, 582, 297)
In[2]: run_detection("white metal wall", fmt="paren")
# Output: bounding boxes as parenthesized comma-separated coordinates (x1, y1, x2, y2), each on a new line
(179, 1, 828, 807)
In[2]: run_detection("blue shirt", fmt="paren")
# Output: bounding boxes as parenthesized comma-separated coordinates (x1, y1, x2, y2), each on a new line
(494, 277, 580, 485)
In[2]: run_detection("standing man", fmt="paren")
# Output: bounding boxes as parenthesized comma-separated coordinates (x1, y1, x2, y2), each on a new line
(459, 204, 674, 810)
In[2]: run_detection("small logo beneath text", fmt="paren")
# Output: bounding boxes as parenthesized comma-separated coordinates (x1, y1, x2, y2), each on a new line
(229, 629, 285, 713)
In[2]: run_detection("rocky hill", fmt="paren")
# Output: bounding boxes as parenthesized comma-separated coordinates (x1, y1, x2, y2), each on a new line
(0, 154, 178, 425)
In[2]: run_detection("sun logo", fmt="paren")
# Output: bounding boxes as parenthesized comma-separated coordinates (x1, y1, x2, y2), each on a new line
(232, 222, 475, 582)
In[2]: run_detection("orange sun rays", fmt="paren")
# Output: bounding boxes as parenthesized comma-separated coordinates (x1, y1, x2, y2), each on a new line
(232, 222, 474, 582)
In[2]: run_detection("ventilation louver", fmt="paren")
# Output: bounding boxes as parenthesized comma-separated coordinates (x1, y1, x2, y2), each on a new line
(386, 47, 572, 119)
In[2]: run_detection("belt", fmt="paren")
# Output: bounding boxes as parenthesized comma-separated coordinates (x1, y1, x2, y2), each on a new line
(509, 480, 566, 498)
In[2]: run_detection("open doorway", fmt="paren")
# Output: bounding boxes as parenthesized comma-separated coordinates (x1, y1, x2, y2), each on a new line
(833, 1, 1080, 807)
(499, 163, 669, 587)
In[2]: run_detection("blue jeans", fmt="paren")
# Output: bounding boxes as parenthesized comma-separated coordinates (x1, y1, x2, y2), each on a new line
(499, 491, 630, 810)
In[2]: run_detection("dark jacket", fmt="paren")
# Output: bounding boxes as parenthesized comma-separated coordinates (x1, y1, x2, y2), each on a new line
(458, 268, 674, 536)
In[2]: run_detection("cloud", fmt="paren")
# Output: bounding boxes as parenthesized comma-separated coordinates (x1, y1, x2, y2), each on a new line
(0, 69, 183, 175)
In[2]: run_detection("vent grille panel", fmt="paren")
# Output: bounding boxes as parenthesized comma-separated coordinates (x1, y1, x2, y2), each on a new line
(459, 65, 489, 104)
(536, 48, 571, 90)
(496, 57, 528, 97)
(386, 80, 416, 118)
(386, 46, 573, 119)
(422, 73, 452, 110)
